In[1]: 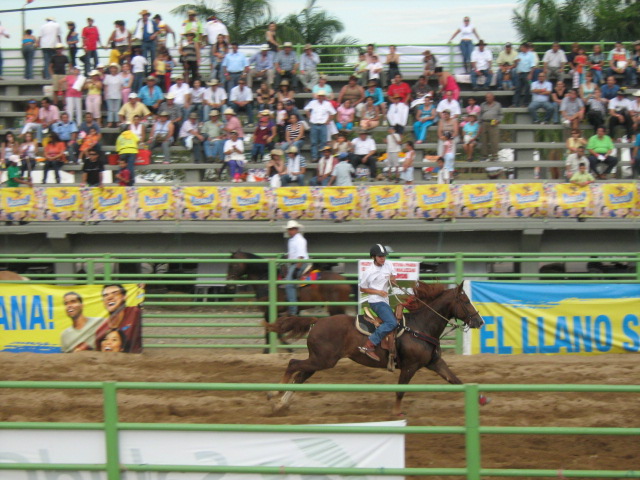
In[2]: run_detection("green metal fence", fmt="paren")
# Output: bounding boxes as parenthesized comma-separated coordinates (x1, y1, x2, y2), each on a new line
(1, 252, 639, 354)
(0, 380, 637, 479)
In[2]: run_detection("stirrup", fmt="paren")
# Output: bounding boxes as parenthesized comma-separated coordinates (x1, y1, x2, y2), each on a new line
(358, 345, 380, 361)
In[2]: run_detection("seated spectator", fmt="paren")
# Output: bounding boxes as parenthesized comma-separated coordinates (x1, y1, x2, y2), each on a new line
(266, 148, 286, 186)
(18, 131, 37, 180)
(78, 126, 101, 162)
(608, 89, 633, 139)
(335, 100, 355, 132)
(528, 72, 554, 124)
(223, 107, 244, 138)
(632, 133, 640, 178)
(274, 41, 299, 90)
(366, 55, 383, 86)
(179, 112, 205, 163)
(359, 96, 381, 130)
(118, 93, 150, 124)
(229, 77, 254, 126)
(586, 126, 618, 179)
(201, 109, 225, 162)
(413, 93, 436, 144)
(158, 94, 184, 140)
(470, 40, 493, 91)
(422, 50, 438, 78)
(565, 145, 589, 180)
(570, 162, 595, 186)
(328, 151, 355, 186)
(1, 132, 18, 167)
(360, 80, 386, 117)
(138, 75, 164, 114)
(349, 129, 377, 180)
(462, 113, 479, 161)
(331, 132, 350, 156)
(51, 112, 78, 163)
(437, 110, 459, 157)
(103, 63, 124, 128)
(387, 95, 409, 134)
(353, 51, 368, 86)
(281, 112, 305, 152)
(566, 128, 587, 156)
(168, 75, 192, 114)
(461, 96, 481, 126)
(282, 145, 306, 186)
(559, 89, 585, 130)
(436, 90, 461, 118)
(496, 42, 517, 90)
(589, 44, 605, 85)
(38, 97, 61, 143)
(42, 132, 67, 184)
(605, 42, 634, 86)
(312, 74, 334, 100)
(78, 112, 102, 143)
(629, 90, 640, 131)
(224, 130, 245, 182)
(275, 79, 295, 104)
(128, 114, 146, 143)
(20, 100, 41, 142)
(81, 148, 104, 187)
(248, 44, 274, 89)
(386, 74, 411, 104)
(299, 44, 320, 92)
(542, 42, 567, 84)
(309, 145, 337, 186)
(255, 81, 275, 111)
(148, 110, 175, 164)
(580, 71, 598, 102)
(600, 75, 620, 104)
(203, 78, 228, 118)
(251, 110, 276, 162)
(411, 75, 432, 100)
(586, 88, 607, 130)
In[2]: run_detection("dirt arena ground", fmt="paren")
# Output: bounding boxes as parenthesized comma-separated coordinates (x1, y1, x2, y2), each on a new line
(1, 350, 638, 479)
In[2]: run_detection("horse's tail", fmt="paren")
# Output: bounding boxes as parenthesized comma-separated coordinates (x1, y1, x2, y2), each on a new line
(264, 315, 317, 340)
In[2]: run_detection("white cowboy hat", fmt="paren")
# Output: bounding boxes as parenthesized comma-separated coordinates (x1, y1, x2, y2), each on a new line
(284, 220, 303, 230)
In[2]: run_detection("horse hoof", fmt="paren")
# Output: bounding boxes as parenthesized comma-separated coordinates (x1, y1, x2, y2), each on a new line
(271, 402, 290, 416)
(266, 391, 276, 401)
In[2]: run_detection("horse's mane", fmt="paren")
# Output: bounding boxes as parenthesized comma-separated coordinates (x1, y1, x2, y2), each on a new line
(413, 281, 446, 302)
(231, 250, 263, 260)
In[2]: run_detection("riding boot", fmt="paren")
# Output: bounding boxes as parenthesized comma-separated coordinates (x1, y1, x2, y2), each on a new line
(358, 339, 380, 361)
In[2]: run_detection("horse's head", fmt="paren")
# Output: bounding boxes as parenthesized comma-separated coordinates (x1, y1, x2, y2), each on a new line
(226, 251, 249, 292)
(450, 282, 484, 328)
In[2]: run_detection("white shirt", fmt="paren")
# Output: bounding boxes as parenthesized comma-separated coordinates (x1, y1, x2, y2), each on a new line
(304, 99, 336, 124)
(203, 87, 228, 105)
(437, 98, 461, 117)
(179, 119, 200, 139)
(360, 261, 397, 305)
(437, 167, 451, 184)
(287, 233, 308, 260)
(386, 133, 402, 153)
(39, 20, 61, 49)
(130, 55, 147, 73)
(609, 97, 631, 112)
(542, 49, 567, 68)
(367, 61, 383, 80)
(230, 85, 253, 102)
(387, 102, 409, 126)
(103, 74, 124, 100)
(351, 137, 376, 155)
(223, 138, 245, 162)
(459, 23, 475, 40)
(471, 48, 492, 70)
(205, 20, 229, 43)
(168, 83, 191, 106)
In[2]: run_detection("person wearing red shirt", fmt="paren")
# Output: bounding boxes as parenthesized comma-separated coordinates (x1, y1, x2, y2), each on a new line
(115, 157, 132, 186)
(386, 74, 412, 104)
(81, 17, 102, 75)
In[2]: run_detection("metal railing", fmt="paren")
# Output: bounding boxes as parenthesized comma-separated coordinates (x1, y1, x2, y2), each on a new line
(0, 380, 637, 479)
(1, 252, 639, 353)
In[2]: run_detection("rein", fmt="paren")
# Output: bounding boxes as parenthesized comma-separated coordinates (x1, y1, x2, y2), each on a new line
(395, 286, 461, 330)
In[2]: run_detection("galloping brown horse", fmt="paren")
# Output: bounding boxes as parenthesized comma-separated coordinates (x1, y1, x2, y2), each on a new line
(266, 282, 484, 415)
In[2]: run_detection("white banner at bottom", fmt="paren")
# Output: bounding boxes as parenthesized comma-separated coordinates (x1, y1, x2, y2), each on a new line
(0, 420, 406, 479)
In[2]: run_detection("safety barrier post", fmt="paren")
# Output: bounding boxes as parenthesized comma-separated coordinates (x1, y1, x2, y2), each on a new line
(103, 382, 121, 480)
(464, 384, 482, 480)
(103, 254, 112, 282)
(454, 253, 464, 284)
(86, 260, 95, 284)
(267, 259, 279, 353)
(636, 253, 640, 282)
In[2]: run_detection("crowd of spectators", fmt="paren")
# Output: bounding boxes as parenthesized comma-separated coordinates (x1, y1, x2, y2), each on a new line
(2, 12, 640, 189)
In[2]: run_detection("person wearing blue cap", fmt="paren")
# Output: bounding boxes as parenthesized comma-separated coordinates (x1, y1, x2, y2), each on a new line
(328, 151, 355, 186)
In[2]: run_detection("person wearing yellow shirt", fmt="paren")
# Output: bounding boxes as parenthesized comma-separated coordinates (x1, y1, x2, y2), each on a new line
(118, 93, 151, 125)
(116, 126, 139, 184)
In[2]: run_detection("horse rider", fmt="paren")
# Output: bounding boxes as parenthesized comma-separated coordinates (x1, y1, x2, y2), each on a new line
(284, 220, 310, 316)
(358, 244, 398, 361)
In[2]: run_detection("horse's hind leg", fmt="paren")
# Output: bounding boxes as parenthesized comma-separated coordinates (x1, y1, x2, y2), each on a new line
(427, 357, 463, 385)
(271, 357, 324, 414)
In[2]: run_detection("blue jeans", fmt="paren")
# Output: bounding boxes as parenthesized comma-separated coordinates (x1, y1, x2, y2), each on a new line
(513, 73, 531, 106)
(590, 68, 603, 85)
(142, 41, 157, 72)
(285, 262, 310, 315)
(459, 40, 473, 71)
(281, 173, 305, 186)
(42, 48, 54, 79)
(368, 301, 397, 345)
(204, 138, 225, 160)
(22, 45, 35, 79)
(310, 123, 327, 160)
(471, 69, 493, 89)
(309, 175, 330, 186)
(529, 100, 554, 123)
(231, 102, 254, 124)
(251, 143, 266, 161)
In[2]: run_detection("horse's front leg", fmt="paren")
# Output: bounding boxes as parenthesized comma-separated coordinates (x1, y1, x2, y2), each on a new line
(426, 356, 463, 384)
(393, 362, 421, 416)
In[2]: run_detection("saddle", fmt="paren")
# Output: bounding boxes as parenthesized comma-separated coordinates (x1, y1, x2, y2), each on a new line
(356, 304, 405, 373)
(299, 268, 320, 288)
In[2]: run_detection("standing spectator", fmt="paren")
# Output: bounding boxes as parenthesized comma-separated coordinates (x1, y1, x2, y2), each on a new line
(542, 42, 567, 83)
(479, 92, 502, 162)
(201, 110, 225, 162)
(366, 55, 383, 85)
(385, 45, 401, 84)
(589, 44, 605, 85)
(83, 71, 103, 127)
(223, 130, 245, 181)
(512, 43, 535, 107)
(265, 22, 278, 52)
(155, 16, 177, 51)
(22, 29, 37, 80)
(274, 42, 299, 90)
(108, 21, 131, 59)
(299, 44, 320, 92)
(65, 22, 79, 68)
(81, 18, 102, 76)
(384, 126, 402, 179)
(629, 90, 640, 131)
(182, 10, 204, 44)
(413, 94, 436, 144)
(130, 47, 148, 93)
(606, 41, 634, 86)
(328, 152, 355, 186)
(203, 78, 228, 118)
(103, 64, 124, 127)
(115, 126, 139, 182)
(608, 89, 633, 139)
(222, 42, 249, 92)
(495, 42, 517, 90)
(437, 110, 459, 157)
(64, 65, 83, 126)
(528, 72, 554, 124)
(179, 112, 205, 163)
(0, 22, 9, 80)
(438, 70, 461, 100)
(560, 89, 585, 130)
(210, 34, 228, 82)
(38, 17, 62, 80)
(153, 51, 169, 91)
(19, 132, 37, 180)
(119, 62, 133, 103)
(248, 45, 275, 89)
(304, 90, 336, 160)
(49, 43, 69, 105)
(586, 126, 618, 179)
(148, 110, 175, 164)
(115, 157, 133, 186)
(134, 10, 159, 68)
(400, 141, 415, 185)
(448, 16, 480, 73)
(470, 40, 493, 91)
(138, 75, 163, 114)
(386, 95, 409, 134)
(349, 129, 377, 180)
(180, 32, 200, 83)
(42, 132, 67, 184)
(229, 78, 254, 125)
(205, 12, 228, 47)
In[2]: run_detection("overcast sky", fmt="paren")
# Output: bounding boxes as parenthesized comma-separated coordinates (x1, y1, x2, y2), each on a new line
(1, 0, 520, 46)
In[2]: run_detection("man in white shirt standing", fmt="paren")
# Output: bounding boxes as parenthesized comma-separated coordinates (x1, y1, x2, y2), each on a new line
(204, 12, 228, 78)
(304, 90, 336, 160)
(358, 244, 397, 362)
(284, 220, 310, 316)
(386, 95, 409, 134)
(38, 17, 61, 80)
(229, 77, 254, 126)
(470, 40, 493, 91)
